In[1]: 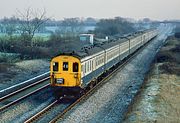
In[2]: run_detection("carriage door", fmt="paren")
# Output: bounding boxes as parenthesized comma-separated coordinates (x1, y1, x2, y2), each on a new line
(143, 35, 145, 44)
(73, 62, 79, 72)
(73, 62, 79, 84)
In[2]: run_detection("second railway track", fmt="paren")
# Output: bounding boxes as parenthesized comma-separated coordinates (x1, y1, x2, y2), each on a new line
(0, 76, 50, 112)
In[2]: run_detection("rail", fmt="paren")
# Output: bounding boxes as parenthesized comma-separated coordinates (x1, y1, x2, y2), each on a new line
(0, 77, 50, 112)
(24, 99, 61, 123)
(0, 71, 50, 97)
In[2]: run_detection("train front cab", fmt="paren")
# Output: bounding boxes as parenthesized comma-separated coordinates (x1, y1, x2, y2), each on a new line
(50, 55, 81, 88)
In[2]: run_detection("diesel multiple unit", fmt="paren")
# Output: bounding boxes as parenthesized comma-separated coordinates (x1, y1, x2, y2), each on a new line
(50, 29, 158, 95)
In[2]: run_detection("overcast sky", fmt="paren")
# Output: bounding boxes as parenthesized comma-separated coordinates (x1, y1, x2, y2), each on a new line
(0, 0, 179, 20)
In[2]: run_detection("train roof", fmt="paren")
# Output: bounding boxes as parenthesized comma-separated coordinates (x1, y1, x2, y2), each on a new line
(58, 28, 156, 59)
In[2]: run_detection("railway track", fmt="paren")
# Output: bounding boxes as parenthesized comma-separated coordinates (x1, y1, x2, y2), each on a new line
(24, 96, 76, 123)
(24, 99, 59, 123)
(24, 37, 155, 123)
(0, 76, 50, 112)
(49, 36, 156, 123)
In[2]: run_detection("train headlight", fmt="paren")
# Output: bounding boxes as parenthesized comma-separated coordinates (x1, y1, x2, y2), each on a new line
(81, 80, 83, 84)
(74, 73, 78, 78)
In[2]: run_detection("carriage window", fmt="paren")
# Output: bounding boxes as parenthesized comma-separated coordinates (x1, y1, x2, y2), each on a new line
(63, 62, 68, 71)
(73, 63, 79, 72)
(53, 62, 58, 71)
(87, 62, 89, 72)
(89, 61, 91, 71)
(82, 65, 84, 73)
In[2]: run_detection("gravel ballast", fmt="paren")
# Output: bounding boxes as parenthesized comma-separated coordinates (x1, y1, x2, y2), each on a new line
(0, 86, 54, 123)
(58, 25, 174, 123)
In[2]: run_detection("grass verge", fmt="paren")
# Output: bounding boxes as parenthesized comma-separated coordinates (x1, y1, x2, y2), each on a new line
(123, 35, 180, 123)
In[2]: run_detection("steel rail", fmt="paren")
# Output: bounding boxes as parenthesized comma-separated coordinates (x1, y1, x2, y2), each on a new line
(0, 76, 50, 101)
(0, 72, 50, 94)
(0, 82, 50, 112)
(24, 98, 63, 123)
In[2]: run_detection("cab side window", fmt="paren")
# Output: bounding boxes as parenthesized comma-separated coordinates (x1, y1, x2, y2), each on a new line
(63, 62, 68, 71)
(53, 62, 59, 71)
(73, 62, 78, 72)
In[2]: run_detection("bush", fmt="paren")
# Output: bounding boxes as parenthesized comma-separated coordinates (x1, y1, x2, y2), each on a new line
(156, 52, 175, 63)
(0, 52, 20, 63)
(171, 44, 180, 53)
(175, 32, 180, 38)
(0, 33, 81, 60)
(0, 63, 8, 72)
(160, 62, 180, 75)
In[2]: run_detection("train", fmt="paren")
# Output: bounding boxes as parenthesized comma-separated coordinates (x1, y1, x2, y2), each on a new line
(50, 29, 158, 97)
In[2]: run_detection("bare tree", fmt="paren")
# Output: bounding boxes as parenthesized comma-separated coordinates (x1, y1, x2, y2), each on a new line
(16, 7, 49, 46)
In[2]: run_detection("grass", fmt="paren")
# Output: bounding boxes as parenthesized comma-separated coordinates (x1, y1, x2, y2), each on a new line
(0, 52, 21, 63)
(155, 74, 180, 123)
(152, 36, 180, 122)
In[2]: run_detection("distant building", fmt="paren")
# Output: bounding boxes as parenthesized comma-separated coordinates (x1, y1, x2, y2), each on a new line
(79, 34, 94, 45)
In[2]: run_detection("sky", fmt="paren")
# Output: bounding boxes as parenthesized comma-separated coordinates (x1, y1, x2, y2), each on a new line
(0, 0, 180, 21)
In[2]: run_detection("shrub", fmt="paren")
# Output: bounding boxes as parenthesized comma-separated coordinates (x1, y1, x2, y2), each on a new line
(160, 62, 180, 75)
(171, 44, 180, 53)
(175, 32, 180, 38)
(0, 52, 20, 63)
(0, 33, 81, 60)
(0, 63, 8, 72)
(156, 52, 175, 63)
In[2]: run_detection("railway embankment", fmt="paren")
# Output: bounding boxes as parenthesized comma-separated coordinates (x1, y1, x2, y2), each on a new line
(123, 34, 180, 122)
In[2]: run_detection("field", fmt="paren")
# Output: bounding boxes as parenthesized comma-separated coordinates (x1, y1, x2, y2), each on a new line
(123, 35, 180, 123)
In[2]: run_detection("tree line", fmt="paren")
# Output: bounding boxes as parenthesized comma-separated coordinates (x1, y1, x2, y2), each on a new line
(0, 8, 137, 61)
(94, 17, 136, 38)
